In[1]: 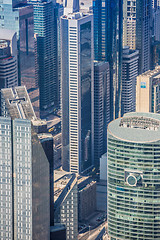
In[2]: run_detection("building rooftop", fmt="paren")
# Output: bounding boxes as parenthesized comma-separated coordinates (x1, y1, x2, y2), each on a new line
(139, 65, 160, 78)
(108, 112, 160, 143)
(62, 11, 91, 19)
(38, 133, 53, 141)
(54, 169, 76, 204)
(0, 29, 16, 41)
(1, 86, 37, 120)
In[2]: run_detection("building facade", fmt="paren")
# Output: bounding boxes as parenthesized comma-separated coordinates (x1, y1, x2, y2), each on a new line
(0, 29, 18, 91)
(93, 0, 123, 119)
(0, 86, 50, 240)
(54, 170, 78, 240)
(94, 61, 110, 168)
(0, 1, 35, 89)
(123, 0, 136, 50)
(61, 12, 94, 174)
(121, 46, 139, 116)
(30, 0, 58, 111)
(136, 0, 152, 74)
(136, 65, 160, 113)
(107, 112, 160, 239)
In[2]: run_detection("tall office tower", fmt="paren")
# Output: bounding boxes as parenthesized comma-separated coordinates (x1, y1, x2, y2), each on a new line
(123, 0, 136, 49)
(93, 0, 123, 119)
(0, 1, 35, 89)
(0, 29, 18, 90)
(136, 66, 160, 113)
(0, 86, 50, 240)
(30, 0, 58, 111)
(136, 0, 152, 74)
(107, 112, 160, 240)
(121, 46, 139, 116)
(94, 61, 110, 168)
(61, 12, 94, 174)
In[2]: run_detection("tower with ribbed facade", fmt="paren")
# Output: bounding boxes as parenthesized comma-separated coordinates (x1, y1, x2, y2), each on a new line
(107, 112, 160, 239)
(61, 11, 94, 174)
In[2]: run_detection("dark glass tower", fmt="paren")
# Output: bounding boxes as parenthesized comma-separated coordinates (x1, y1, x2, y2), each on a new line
(30, 0, 58, 111)
(93, 0, 123, 119)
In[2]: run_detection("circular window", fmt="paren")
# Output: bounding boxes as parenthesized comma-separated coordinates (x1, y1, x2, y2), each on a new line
(127, 175, 137, 186)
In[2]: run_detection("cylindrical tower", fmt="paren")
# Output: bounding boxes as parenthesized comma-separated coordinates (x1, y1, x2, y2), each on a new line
(107, 112, 160, 240)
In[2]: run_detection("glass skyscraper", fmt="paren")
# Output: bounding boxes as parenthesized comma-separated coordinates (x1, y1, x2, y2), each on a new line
(30, 0, 58, 111)
(107, 112, 160, 239)
(93, 0, 123, 119)
(61, 12, 94, 174)
(0, 1, 35, 89)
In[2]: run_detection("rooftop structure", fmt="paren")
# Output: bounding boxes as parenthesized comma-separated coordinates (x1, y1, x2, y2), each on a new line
(54, 170, 78, 240)
(1, 86, 36, 120)
(108, 112, 160, 143)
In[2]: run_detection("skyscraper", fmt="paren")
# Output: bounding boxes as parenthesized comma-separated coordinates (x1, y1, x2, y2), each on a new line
(93, 0, 123, 119)
(136, 0, 152, 74)
(94, 61, 110, 168)
(123, 0, 136, 49)
(61, 12, 94, 174)
(121, 46, 139, 115)
(123, 0, 152, 74)
(30, 0, 58, 111)
(0, 1, 35, 89)
(0, 87, 50, 239)
(107, 112, 160, 239)
(0, 29, 18, 90)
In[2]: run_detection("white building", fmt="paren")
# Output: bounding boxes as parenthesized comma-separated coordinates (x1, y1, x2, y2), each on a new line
(123, 0, 136, 50)
(61, 12, 94, 174)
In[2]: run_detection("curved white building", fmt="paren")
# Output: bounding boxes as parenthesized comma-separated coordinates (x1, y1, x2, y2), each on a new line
(107, 112, 160, 240)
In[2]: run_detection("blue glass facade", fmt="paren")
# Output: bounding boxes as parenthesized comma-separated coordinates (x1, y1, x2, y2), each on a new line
(0, 2, 35, 89)
(80, 21, 92, 171)
(31, 0, 58, 111)
(93, 0, 123, 119)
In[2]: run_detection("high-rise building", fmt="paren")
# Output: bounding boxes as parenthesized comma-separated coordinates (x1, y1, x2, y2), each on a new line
(123, 0, 136, 50)
(0, 89, 50, 239)
(154, 7, 160, 41)
(61, 12, 94, 174)
(0, 1, 35, 89)
(94, 61, 110, 168)
(1, 86, 54, 231)
(136, 65, 160, 113)
(30, 0, 58, 111)
(54, 170, 78, 240)
(93, 0, 123, 119)
(123, 0, 152, 74)
(136, 0, 152, 74)
(107, 112, 160, 239)
(121, 46, 139, 116)
(0, 1, 39, 116)
(0, 29, 18, 90)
